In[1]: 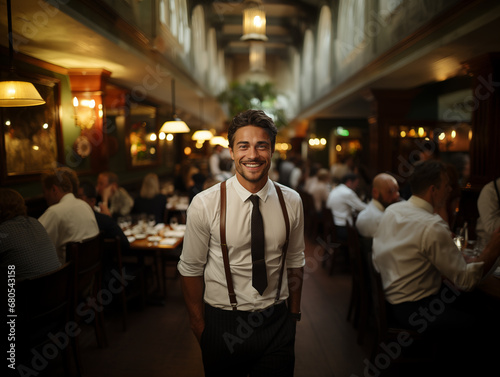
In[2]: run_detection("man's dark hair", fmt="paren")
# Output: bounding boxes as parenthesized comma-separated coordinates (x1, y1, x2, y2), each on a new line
(41, 171, 73, 194)
(409, 160, 447, 195)
(227, 109, 278, 150)
(79, 180, 97, 199)
(0, 188, 27, 224)
(341, 173, 359, 184)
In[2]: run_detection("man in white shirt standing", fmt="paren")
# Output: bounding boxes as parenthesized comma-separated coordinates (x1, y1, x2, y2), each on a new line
(356, 173, 400, 238)
(372, 160, 500, 375)
(39, 169, 99, 263)
(326, 173, 367, 240)
(178, 110, 305, 377)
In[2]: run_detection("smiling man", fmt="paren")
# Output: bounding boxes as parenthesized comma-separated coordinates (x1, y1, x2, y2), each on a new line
(178, 110, 305, 377)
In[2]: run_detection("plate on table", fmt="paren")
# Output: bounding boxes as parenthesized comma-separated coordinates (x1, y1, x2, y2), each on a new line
(147, 236, 162, 242)
(134, 233, 146, 240)
(164, 230, 185, 238)
(160, 237, 179, 246)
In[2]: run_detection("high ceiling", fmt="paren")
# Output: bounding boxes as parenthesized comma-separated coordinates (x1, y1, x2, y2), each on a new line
(207, 0, 323, 57)
(1, 0, 500, 130)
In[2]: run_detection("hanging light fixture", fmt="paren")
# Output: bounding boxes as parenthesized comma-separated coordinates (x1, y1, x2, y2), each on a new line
(241, 1, 267, 73)
(191, 99, 213, 141)
(210, 136, 229, 148)
(241, 0, 268, 42)
(0, 0, 45, 107)
(160, 78, 190, 133)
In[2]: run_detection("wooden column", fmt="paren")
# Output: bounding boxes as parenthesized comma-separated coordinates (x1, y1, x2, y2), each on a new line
(462, 53, 500, 188)
(367, 89, 420, 174)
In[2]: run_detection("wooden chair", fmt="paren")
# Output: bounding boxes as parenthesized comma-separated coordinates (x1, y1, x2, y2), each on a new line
(346, 222, 370, 345)
(66, 233, 108, 373)
(103, 236, 147, 330)
(366, 255, 434, 374)
(16, 262, 79, 376)
(320, 207, 348, 274)
(297, 189, 320, 239)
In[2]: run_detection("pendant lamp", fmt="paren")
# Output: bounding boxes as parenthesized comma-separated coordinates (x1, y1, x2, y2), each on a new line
(0, 0, 45, 107)
(160, 79, 190, 133)
(191, 99, 213, 141)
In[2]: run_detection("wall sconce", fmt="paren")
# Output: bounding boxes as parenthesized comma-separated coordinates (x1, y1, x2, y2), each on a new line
(308, 136, 327, 150)
(0, 0, 45, 107)
(73, 96, 100, 129)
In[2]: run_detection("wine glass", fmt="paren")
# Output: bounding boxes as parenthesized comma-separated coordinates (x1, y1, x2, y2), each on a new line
(117, 217, 127, 230)
(148, 214, 156, 228)
(170, 216, 179, 230)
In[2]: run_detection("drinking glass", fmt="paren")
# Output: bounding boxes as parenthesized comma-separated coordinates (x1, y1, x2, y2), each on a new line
(170, 216, 179, 230)
(117, 217, 127, 230)
(148, 214, 156, 228)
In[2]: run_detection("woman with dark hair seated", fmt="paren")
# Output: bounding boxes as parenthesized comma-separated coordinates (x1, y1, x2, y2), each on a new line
(0, 188, 60, 281)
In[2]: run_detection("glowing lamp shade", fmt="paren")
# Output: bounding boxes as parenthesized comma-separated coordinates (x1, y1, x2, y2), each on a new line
(241, 1, 267, 41)
(192, 129, 214, 141)
(0, 0, 45, 107)
(0, 80, 46, 107)
(161, 78, 190, 133)
(210, 136, 229, 148)
(160, 119, 190, 133)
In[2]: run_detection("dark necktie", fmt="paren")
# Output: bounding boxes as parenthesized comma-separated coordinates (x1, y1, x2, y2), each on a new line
(250, 195, 267, 295)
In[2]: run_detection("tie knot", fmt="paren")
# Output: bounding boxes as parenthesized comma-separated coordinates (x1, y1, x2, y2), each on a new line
(250, 195, 260, 207)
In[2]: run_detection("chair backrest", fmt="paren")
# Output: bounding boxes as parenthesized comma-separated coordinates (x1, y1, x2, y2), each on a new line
(366, 253, 388, 337)
(16, 262, 74, 351)
(66, 233, 103, 301)
(346, 222, 365, 286)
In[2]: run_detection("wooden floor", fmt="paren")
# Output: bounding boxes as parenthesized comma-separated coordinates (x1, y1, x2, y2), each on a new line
(49, 236, 372, 377)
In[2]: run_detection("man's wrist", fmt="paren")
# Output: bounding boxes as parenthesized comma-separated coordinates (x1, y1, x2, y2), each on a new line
(289, 312, 301, 321)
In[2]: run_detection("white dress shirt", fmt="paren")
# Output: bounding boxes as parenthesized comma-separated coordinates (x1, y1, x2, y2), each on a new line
(356, 199, 385, 238)
(372, 196, 484, 305)
(39, 193, 99, 263)
(178, 176, 305, 311)
(307, 179, 331, 212)
(326, 183, 367, 226)
(476, 177, 500, 244)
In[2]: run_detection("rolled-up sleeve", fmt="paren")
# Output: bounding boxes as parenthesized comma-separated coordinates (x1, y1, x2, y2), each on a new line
(177, 196, 211, 276)
(284, 191, 306, 269)
(425, 220, 483, 291)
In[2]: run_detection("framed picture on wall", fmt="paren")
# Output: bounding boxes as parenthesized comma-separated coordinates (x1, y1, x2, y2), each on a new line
(125, 101, 160, 169)
(0, 73, 64, 184)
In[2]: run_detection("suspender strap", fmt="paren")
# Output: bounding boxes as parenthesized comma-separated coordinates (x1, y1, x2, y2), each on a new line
(220, 181, 238, 310)
(219, 181, 291, 309)
(494, 179, 500, 210)
(273, 182, 290, 303)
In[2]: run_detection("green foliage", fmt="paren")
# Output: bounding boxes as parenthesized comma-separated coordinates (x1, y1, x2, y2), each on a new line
(217, 81, 287, 128)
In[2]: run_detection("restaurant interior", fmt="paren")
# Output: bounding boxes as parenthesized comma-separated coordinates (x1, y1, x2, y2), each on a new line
(1, 0, 500, 376)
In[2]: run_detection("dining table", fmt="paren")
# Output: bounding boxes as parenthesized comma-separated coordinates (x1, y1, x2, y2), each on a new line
(125, 223, 186, 304)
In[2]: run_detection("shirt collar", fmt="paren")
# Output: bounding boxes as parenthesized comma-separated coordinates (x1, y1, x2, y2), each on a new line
(230, 175, 272, 203)
(408, 195, 433, 214)
(371, 199, 385, 212)
(59, 192, 75, 203)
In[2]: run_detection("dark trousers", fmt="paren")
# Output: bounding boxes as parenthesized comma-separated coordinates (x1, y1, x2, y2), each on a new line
(201, 302, 296, 377)
(387, 283, 499, 376)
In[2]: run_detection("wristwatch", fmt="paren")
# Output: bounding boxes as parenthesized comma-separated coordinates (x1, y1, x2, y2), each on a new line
(289, 312, 301, 321)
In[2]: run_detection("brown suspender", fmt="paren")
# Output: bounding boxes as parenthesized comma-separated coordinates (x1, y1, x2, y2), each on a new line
(220, 181, 238, 309)
(219, 181, 290, 310)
